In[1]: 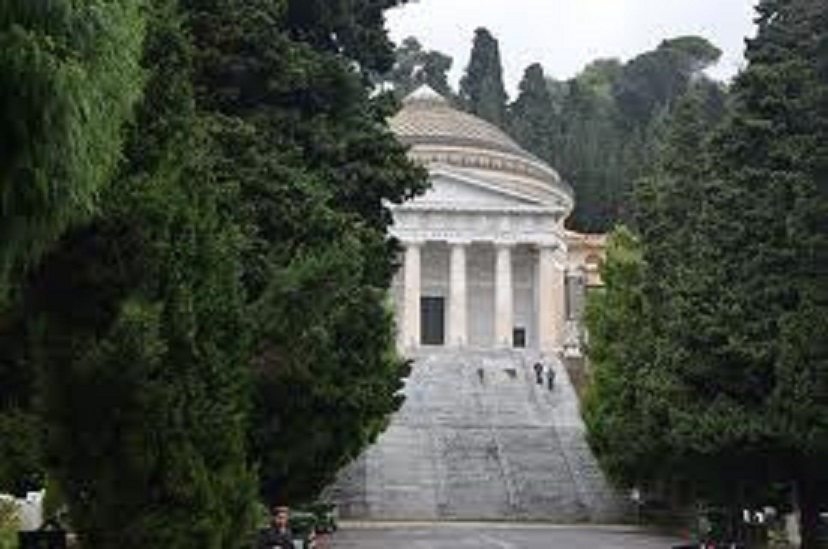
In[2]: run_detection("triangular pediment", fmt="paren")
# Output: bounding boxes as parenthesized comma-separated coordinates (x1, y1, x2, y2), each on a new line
(408, 168, 547, 209)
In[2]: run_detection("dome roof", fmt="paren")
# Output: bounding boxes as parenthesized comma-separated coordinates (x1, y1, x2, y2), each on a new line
(390, 86, 529, 158)
(389, 86, 572, 200)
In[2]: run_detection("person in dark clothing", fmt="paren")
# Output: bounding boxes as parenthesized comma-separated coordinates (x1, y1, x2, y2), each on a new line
(533, 362, 544, 384)
(258, 506, 295, 549)
(546, 366, 556, 391)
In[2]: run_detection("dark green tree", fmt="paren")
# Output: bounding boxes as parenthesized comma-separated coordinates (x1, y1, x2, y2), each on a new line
(463, 35, 725, 233)
(588, 74, 775, 520)
(17, 1, 257, 544)
(386, 37, 454, 98)
(284, 0, 406, 77)
(508, 63, 559, 163)
(613, 36, 721, 127)
(560, 38, 724, 232)
(584, 227, 668, 485)
(0, 0, 145, 503)
(577, 59, 624, 99)
(184, 0, 427, 503)
(0, 0, 145, 298)
(703, 0, 828, 542)
(556, 76, 627, 231)
(459, 27, 509, 126)
(588, 2, 828, 544)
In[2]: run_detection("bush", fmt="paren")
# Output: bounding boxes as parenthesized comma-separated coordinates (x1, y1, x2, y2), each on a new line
(0, 498, 20, 549)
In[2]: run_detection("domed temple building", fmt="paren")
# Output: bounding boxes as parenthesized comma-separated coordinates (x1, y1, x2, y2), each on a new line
(388, 86, 604, 355)
(326, 87, 624, 523)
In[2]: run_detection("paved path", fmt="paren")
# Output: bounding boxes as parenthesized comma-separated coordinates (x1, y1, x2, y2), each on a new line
(325, 521, 685, 548)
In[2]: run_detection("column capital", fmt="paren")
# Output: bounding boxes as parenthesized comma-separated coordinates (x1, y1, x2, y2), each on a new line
(446, 238, 472, 247)
(538, 243, 567, 269)
(494, 239, 517, 250)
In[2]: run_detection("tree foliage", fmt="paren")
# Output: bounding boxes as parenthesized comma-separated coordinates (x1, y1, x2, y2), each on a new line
(384, 37, 454, 98)
(613, 36, 722, 126)
(509, 64, 558, 164)
(0, 0, 145, 297)
(184, 0, 427, 503)
(500, 36, 725, 232)
(284, 0, 405, 75)
(460, 28, 509, 127)
(15, 1, 257, 544)
(583, 228, 668, 484)
(586, 1, 828, 544)
(1, 0, 423, 538)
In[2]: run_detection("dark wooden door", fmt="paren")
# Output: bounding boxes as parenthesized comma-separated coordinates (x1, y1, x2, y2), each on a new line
(420, 297, 445, 346)
(513, 327, 527, 348)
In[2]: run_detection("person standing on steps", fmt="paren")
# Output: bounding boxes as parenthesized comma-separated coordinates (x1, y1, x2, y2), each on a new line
(533, 361, 544, 384)
(546, 364, 556, 392)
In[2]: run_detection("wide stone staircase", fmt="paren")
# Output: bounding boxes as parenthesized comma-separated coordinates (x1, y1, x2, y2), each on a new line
(325, 350, 629, 522)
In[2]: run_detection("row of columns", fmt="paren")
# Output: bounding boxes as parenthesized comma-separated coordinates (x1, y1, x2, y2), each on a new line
(401, 240, 566, 352)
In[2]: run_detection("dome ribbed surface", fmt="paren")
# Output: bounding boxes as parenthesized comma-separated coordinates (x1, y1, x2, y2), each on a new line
(390, 86, 530, 159)
(389, 85, 572, 201)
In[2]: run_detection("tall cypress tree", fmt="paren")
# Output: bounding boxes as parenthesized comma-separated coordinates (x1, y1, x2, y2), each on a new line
(509, 63, 559, 162)
(459, 27, 508, 126)
(708, 0, 828, 542)
(21, 1, 257, 545)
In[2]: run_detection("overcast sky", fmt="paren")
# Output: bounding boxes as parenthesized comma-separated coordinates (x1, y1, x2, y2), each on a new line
(387, 0, 759, 95)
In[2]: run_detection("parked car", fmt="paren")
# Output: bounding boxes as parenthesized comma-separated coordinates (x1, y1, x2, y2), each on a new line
(297, 503, 337, 534)
(288, 510, 317, 549)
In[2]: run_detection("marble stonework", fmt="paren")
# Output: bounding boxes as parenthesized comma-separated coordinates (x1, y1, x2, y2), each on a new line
(388, 86, 603, 355)
(324, 88, 622, 524)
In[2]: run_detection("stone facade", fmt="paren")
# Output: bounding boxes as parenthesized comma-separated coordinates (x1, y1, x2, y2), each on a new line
(388, 86, 603, 355)
(325, 87, 624, 523)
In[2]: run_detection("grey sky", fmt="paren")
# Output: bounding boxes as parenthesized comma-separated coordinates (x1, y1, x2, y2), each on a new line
(387, 0, 759, 95)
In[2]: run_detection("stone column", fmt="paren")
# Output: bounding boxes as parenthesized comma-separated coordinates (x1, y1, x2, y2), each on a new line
(538, 244, 566, 353)
(402, 241, 422, 348)
(448, 241, 468, 347)
(494, 242, 514, 348)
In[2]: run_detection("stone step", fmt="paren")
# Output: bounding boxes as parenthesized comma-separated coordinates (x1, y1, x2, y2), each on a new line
(326, 350, 630, 523)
